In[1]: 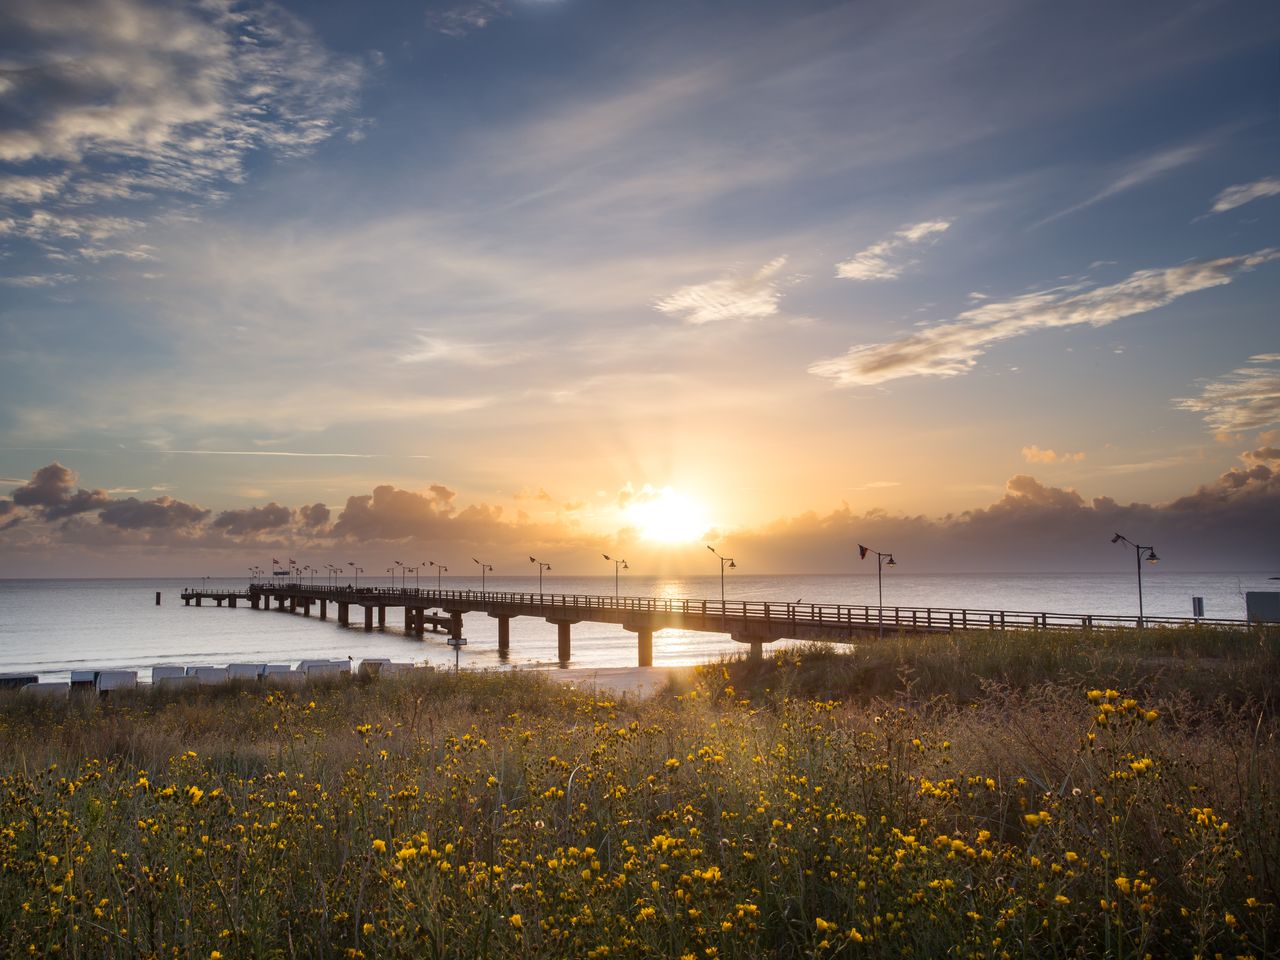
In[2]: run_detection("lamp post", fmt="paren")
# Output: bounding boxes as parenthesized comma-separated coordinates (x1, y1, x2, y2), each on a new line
(348, 561, 362, 589)
(429, 561, 447, 591)
(530, 556, 551, 594)
(1111, 533, 1159, 628)
(394, 560, 407, 590)
(473, 558, 493, 593)
(603, 554, 628, 599)
(706, 545, 736, 609)
(858, 544, 896, 638)
(410, 566, 419, 590)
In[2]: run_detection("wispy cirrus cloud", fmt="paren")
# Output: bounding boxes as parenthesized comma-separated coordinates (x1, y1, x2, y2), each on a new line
(655, 256, 789, 325)
(811, 249, 1279, 387)
(835, 220, 951, 281)
(1038, 142, 1207, 225)
(0, 0, 365, 263)
(1207, 177, 1280, 215)
(1173, 354, 1280, 434)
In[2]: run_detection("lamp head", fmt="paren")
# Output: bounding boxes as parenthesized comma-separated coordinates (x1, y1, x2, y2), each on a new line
(621, 560, 629, 569)
(1111, 533, 1123, 544)
(886, 555, 897, 567)
(728, 559, 736, 569)
(706, 544, 714, 553)
(1146, 550, 1159, 564)
(603, 554, 611, 560)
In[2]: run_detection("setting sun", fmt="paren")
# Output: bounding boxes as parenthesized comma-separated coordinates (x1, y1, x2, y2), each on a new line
(625, 487, 711, 543)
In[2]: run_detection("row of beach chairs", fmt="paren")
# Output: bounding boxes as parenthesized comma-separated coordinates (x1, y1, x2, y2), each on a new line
(3, 658, 420, 698)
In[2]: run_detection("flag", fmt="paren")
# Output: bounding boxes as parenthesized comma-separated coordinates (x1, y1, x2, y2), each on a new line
(858, 545, 868, 560)
(288, 558, 296, 565)
(529, 556, 537, 563)
(272, 558, 280, 565)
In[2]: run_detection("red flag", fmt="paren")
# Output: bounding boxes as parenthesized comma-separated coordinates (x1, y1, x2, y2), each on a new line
(858, 545, 868, 559)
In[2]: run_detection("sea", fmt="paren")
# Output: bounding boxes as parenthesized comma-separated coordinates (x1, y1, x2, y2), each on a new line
(0, 572, 1274, 682)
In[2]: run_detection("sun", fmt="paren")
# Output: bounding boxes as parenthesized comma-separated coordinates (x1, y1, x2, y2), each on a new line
(625, 487, 711, 543)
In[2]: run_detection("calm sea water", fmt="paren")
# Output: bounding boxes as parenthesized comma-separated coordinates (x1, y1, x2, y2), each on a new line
(0, 573, 1273, 682)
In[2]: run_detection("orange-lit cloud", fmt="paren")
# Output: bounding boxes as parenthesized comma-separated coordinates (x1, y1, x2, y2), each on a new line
(1022, 445, 1086, 464)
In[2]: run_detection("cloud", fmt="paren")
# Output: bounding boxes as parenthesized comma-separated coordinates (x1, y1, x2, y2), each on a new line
(1022, 445, 1085, 464)
(654, 257, 788, 325)
(0, 273, 78, 287)
(399, 334, 527, 367)
(0, 0, 364, 259)
(426, 0, 510, 35)
(1209, 177, 1280, 215)
(1173, 354, 1280, 434)
(98, 496, 210, 529)
(811, 249, 1280, 387)
(298, 502, 331, 527)
(330, 484, 461, 541)
(9, 462, 111, 520)
(211, 502, 293, 535)
(1039, 143, 1207, 224)
(835, 219, 951, 281)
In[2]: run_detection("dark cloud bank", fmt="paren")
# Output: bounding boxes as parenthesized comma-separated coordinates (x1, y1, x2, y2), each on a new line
(1, 453, 1277, 574)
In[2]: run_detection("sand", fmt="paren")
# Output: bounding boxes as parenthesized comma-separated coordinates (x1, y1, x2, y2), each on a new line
(525, 664, 690, 698)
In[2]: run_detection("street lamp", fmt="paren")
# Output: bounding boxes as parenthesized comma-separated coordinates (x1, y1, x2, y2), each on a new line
(706, 545, 736, 608)
(858, 544, 896, 638)
(347, 561, 362, 589)
(473, 558, 493, 593)
(1111, 533, 1159, 628)
(857, 544, 896, 608)
(603, 554, 628, 599)
(530, 556, 551, 594)
(409, 566, 419, 590)
(394, 560, 407, 590)
(429, 561, 447, 591)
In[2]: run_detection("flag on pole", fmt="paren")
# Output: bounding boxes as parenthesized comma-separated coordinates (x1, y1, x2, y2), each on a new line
(529, 556, 536, 563)
(272, 558, 280, 565)
(858, 544, 869, 559)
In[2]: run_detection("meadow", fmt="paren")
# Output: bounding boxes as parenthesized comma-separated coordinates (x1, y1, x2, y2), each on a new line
(1, 625, 1277, 959)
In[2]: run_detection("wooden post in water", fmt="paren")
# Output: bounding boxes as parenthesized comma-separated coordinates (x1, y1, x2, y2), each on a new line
(155, 591, 161, 605)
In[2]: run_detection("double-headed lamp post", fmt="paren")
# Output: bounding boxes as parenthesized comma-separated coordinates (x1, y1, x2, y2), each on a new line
(530, 556, 551, 594)
(706, 545, 736, 608)
(603, 554, 628, 599)
(1111, 533, 1159, 628)
(347, 561, 362, 589)
(429, 561, 447, 590)
(473, 558, 493, 593)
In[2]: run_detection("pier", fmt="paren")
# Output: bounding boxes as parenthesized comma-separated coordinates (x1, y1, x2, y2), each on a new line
(177, 582, 1254, 666)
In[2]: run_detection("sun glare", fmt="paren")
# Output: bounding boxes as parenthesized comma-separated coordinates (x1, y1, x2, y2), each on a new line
(626, 488, 711, 543)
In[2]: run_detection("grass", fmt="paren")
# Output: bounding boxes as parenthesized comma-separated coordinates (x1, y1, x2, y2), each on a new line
(0, 625, 1277, 959)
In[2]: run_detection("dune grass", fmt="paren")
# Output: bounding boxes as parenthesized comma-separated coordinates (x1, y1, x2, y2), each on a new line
(0, 625, 1276, 959)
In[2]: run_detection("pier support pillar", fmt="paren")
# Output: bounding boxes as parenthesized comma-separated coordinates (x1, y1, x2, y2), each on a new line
(364, 606, 374, 632)
(404, 607, 413, 631)
(378, 606, 386, 628)
(184, 597, 190, 606)
(195, 597, 202, 607)
(277, 595, 287, 610)
(338, 602, 349, 626)
(497, 617, 510, 654)
(289, 596, 297, 613)
(302, 599, 311, 616)
(216, 598, 224, 607)
(748, 641, 763, 661)
(229, 597, 237, 608)
(319, 599, 327, 621)
(637, 628, 653, 668)
(449, 611, 464, 641)
(556, 621, 571, 663)
(415, 609, 426, 637)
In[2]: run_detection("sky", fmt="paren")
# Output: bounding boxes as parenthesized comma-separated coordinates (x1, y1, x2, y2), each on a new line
(1, 0, 1278, 578)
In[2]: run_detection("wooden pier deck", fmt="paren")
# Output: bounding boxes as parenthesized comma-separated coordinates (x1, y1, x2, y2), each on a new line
(177, 582, 1253, 667)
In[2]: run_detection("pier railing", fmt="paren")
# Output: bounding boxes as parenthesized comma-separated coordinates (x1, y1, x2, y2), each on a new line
(240, 582, 1250, 632)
